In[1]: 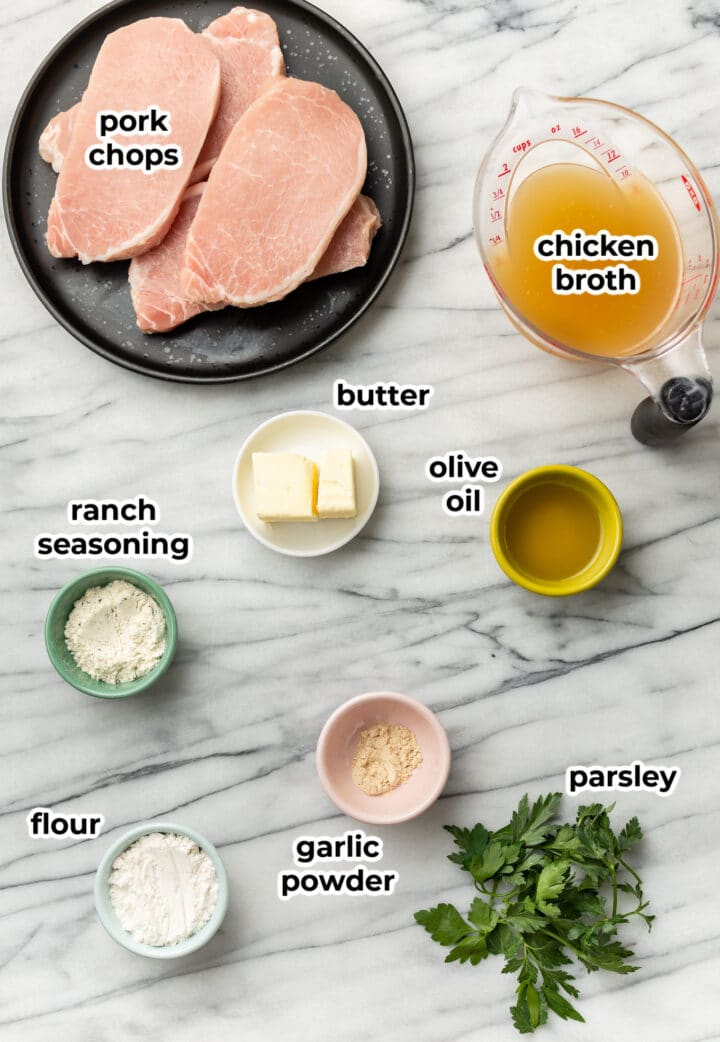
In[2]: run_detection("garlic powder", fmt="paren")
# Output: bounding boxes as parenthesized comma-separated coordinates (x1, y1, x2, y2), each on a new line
(351, 723, 423, 796)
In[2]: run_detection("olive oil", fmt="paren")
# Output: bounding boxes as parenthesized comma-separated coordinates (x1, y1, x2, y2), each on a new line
(504, 481, 602, 581)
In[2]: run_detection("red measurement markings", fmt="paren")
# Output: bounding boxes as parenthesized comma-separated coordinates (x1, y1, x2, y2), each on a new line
(602, 147, 621, 164)
(682, 256, 711, 303)
(550, 123, 561, 134)
(618, 167, 631, 180)
(682, 256, 711, 283)
(489, 234, 503, 247)
(490, 208, 502, 223)
(587, 136, 604, 150)
(681, 175, 702, 213)
(498, 162, 511, 177)
(492, 188, 504, 201)
(571, 126, 586, 139)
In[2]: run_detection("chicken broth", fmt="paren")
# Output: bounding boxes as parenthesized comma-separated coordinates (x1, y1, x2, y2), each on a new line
(490, 163, 684, 357)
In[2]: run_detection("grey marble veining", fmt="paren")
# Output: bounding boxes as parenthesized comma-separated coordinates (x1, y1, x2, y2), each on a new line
(2, 1, 720, 1040)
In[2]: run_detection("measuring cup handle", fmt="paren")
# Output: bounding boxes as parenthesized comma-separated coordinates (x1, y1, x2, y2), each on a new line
(631, 376, 713, 446)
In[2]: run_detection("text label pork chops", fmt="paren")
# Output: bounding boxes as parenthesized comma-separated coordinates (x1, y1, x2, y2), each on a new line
(85, 106, 183, 173)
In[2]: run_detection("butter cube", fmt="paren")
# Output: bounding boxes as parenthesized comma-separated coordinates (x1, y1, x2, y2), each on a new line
(252, 453, 318, 523)
(317, 449, 357, 519)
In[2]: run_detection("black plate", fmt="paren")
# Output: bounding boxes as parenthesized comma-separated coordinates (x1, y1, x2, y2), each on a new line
(3, 0, 414, 382)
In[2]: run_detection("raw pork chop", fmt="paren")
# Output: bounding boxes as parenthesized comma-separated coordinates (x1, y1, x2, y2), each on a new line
(181, 78, 367, 307)
(39, 8, 284, 184)
(129, 191, 380, 332)
(310, 195, 382, 280)
(193, 7, 284, 182)
(46, 18, 220, 263)
(128, 184, 214, 332)
(39, 104, 78, 172)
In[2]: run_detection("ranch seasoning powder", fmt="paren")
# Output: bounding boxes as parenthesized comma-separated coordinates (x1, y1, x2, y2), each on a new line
(64, 579, 166, 684)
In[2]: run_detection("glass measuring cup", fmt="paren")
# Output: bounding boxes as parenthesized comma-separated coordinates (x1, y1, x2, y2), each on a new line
(474, 89, 718, 445)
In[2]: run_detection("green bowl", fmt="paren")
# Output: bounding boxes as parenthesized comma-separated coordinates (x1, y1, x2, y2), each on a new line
(44, 566, 177, 698)
(95, 821, 228, 959)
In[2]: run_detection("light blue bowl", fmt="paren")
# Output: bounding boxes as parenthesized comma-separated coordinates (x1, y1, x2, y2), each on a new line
(95, 821, 228, 959)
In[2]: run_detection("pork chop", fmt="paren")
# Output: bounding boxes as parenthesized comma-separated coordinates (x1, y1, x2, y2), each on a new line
(39, 103, 78, 173)
(310, 195, 382, 281)
(193, 7, 284, 183)
(129, 191, 380, 332)
(39, 7, 284, 184)
(181, 77, 367, 307)
(128, 184, 215, 332)
(46, 18, 221, 263)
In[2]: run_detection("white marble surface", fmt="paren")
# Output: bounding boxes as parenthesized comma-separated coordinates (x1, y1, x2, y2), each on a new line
(2, 1, 720, 1039)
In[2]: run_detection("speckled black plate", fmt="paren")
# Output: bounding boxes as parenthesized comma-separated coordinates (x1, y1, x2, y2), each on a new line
(3, 0, 414, 382)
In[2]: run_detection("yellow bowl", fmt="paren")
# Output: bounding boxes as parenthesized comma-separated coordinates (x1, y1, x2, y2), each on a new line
(490, 465, 623, 597)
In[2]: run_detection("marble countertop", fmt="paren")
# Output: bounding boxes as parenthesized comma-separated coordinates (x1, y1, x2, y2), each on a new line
(2, 1, 720, 1039)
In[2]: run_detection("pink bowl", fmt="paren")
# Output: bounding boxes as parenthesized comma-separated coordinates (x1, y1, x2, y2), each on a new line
(316, 692, 452, 825)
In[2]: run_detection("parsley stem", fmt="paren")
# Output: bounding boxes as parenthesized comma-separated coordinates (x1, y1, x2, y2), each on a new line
(617, 854, 643, 887)
(541, 927, 590, 965)
(475, 877, 501, 904)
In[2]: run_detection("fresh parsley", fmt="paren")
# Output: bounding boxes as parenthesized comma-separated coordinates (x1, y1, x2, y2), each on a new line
(415, 793, 653, 1033)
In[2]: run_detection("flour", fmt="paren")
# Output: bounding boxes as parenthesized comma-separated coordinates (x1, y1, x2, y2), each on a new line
(109, 832, 219, 946)
(64, 579, 166, 684)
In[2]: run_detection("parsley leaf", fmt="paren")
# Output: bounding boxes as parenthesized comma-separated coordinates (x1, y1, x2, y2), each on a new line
(445, 822, 490, 871)
(467, 896, 499, 932)
(619, 816, 643, 851)
(542, 986, 585, 1023)
(414, 903, 469, 946)
(535, 860, 569, 915)
(471, 840, 506, 883)
(503, 792, 563, 846)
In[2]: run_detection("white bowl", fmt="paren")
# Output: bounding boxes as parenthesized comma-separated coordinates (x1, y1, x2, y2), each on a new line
(233, 411, 380, 557)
